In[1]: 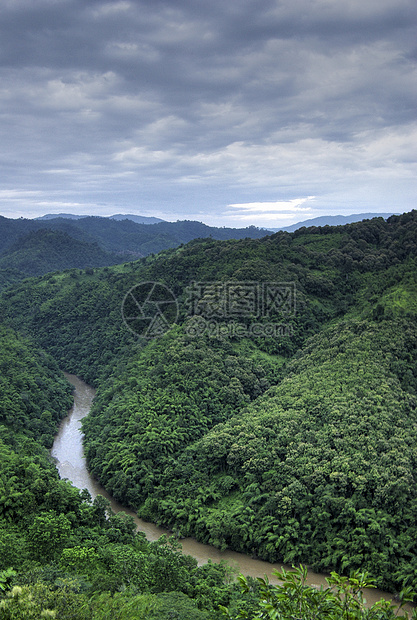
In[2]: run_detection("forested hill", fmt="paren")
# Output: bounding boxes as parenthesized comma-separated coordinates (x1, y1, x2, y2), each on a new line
(35, 212, 165, 224)
(0, 210, 417, 600)
(0, 229, 122, 282)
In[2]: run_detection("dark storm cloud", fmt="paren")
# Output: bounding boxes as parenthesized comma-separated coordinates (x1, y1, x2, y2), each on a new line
(0, 0, 416, 224)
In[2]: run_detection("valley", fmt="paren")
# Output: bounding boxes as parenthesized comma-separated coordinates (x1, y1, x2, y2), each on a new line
(1, 210, 417, 618)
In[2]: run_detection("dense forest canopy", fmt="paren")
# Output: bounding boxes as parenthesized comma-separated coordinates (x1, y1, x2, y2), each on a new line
(0, 229, 122, 281)
(0, 210, 417, 618)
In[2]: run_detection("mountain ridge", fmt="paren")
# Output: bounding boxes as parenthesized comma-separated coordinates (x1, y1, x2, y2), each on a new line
(267, 212, 399, 232)
(35, 212, 166, 225)
(0, 214, 266, 256)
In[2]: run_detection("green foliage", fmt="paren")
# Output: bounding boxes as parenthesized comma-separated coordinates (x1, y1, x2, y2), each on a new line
(145, 319, 417, 590)
(0, 326, 72, 446)
(0, 584, 57, 620)
(0, 268, 23, 291)
(28, 512, 72, 562)
(82, 328, 279, 509)
(0, 229, 123, 284)
(0, 330, 236, 614)
(0, 569, 16, 594)
(0, 214, 267, 290)
(220, 565, 417, 619)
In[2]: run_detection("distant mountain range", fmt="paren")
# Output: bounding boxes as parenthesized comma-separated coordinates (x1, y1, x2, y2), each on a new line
(267, 212, 399, 232)
(0, 214, 267, 287)
(0, 215, 266, 256)
(35, 213, 165, 225)
(0, 211, 402, 288)
(33, 210, 400, 232)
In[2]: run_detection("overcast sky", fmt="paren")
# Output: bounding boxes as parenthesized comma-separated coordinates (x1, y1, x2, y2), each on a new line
(0, 0, 416, 227)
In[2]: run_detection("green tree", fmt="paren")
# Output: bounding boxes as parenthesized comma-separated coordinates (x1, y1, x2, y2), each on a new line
(27, 511, 71, 562)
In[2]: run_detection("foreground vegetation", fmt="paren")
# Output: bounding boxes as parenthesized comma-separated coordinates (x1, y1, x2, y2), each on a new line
(1, 211, 417, 616)
(2, 565, 416, 619)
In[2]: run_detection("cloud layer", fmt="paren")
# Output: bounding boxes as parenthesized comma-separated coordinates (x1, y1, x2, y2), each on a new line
(0, 0, 416, 225)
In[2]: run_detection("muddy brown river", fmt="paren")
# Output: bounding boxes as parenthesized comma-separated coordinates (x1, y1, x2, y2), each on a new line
(51, 373, 410, 610)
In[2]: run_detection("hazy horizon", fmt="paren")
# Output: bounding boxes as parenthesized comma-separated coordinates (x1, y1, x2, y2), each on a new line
(0, 209, 403, 231)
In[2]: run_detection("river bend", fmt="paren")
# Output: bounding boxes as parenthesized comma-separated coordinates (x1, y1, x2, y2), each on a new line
(51, 373, 408, 608)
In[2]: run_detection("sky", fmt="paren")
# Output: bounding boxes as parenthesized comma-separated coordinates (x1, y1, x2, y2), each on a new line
(0, 0, 416, 228)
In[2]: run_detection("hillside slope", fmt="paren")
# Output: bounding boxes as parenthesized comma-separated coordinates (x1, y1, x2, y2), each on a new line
(0, 229, 122, 281)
